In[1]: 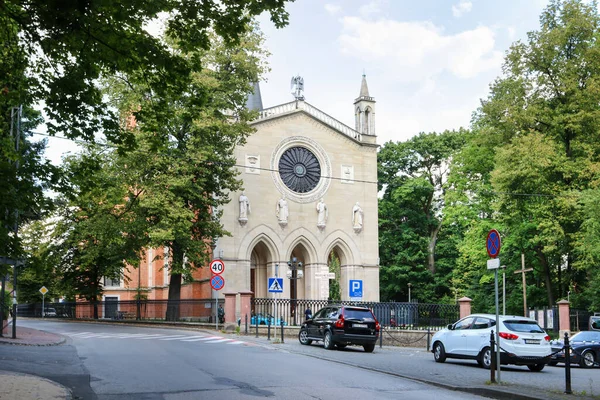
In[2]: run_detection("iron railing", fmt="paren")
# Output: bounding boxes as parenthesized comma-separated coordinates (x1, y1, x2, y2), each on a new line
(250, 298, 458, 329)
(17, 298, 458, 329)
(17, 299, 223, 322)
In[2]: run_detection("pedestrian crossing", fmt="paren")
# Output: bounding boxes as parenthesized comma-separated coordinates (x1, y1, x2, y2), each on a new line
(59, 331, 251, 346)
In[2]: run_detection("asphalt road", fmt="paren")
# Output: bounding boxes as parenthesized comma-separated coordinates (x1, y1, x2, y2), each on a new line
(1, 320, 495, 400)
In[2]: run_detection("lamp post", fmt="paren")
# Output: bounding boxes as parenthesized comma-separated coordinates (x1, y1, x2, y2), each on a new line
(286, 257, 303, 326)
(408, 283, 412, 303)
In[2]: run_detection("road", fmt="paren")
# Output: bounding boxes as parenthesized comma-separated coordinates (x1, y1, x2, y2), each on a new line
(1, 320, 492, 400)
(2, 319, 599, 399)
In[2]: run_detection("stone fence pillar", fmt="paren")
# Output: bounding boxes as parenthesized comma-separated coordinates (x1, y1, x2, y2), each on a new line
(239, 291, 253, 326)
(458, 297, 472, 319)
(557, 299, 570, 337)
(223, 292, 237, 324)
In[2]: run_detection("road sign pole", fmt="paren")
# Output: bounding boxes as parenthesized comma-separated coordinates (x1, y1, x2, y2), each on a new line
(274, 264, 278, 331)
(42, 294, 45, 319)
(495, 268, 501, 383)
(215, 294, 218, 330)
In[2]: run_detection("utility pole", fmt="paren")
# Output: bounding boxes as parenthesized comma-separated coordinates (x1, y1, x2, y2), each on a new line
(10, 106, 22, 339)
(514, 253, 533, 317)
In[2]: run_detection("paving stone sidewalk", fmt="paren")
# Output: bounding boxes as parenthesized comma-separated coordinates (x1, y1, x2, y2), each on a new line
(0, 324, 70, 400)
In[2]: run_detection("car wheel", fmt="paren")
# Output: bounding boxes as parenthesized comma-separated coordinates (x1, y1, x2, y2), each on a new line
(479, 347, 492, 369)
(580, 351, 596, 368)
(298, 328, 312, 345)
(363, 343, 375, 353)
(323, 331, 335, 350)
(433, 342, 446, 363)
(336, 344, 347, 349)
(527, 363, 545, 372)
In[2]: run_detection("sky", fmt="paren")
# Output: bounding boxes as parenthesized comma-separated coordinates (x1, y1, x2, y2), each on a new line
(41, 0, 551, 164)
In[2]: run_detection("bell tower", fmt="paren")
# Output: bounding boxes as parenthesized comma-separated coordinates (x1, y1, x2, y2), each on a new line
(354, 74, 376, 136)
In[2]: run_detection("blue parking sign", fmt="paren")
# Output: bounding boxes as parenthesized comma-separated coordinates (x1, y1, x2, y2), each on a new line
(349, 280, 363, 298)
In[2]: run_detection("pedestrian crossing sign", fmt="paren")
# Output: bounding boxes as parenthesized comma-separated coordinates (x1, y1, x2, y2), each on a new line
(268, 277, 284, 293)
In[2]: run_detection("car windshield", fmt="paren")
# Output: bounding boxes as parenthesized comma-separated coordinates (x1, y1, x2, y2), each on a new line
(344, 308, 374, 321)
(503, 320, 544, 333)
(571, 331, 600, 342)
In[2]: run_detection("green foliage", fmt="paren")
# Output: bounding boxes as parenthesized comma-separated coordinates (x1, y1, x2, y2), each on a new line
(328, 252, 341, 301)
(1, 0, 292, 142)
(377, 130, 468, 302)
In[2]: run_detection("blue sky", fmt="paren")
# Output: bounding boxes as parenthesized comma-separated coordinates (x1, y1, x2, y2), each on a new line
(43, 0, 551, 163)
(257, 0, 550, 146)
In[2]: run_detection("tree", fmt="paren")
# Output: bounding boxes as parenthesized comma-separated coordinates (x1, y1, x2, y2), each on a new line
(51, 147, 149, 318)
(377, 130, 468, 302)
(1, 11, 59, 286)
(328, 252, 341, 301)
(463, 0, 600, 308)
(1, 0, 292, 143)
(99, 25, 269, 320)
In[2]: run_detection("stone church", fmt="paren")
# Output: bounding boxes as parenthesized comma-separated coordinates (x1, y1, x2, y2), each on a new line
(101, 75, 380, 317)
(219, 75, 380, 304)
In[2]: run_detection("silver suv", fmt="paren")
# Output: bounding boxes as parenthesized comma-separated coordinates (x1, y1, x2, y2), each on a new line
(431, 314, 552, 371)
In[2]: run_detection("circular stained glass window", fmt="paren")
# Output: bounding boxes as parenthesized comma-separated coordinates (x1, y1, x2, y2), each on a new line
(278, 147, 321, 193)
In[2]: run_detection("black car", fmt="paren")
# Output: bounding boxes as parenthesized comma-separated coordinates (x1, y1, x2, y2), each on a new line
(298, 305, 380, 352)
(550, 331, 600, 368)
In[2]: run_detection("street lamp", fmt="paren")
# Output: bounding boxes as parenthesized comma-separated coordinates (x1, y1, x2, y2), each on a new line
(408, 283, 412, 303)
(286, 257, 303, 326)
(286, 257, 303, 280)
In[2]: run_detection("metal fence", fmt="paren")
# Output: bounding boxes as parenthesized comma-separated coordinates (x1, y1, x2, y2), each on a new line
(528, 306, 559, 333)
(17, 299, 223, 322)
(250, 298, 458, 329)
(17, 298, 458, 329)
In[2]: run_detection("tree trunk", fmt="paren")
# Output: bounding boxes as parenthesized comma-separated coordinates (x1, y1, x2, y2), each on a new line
(166, 273, 182, 321)
(166, 243, 184, 321)
(535, 247, 555, 306)
(428, 221, 442, 274)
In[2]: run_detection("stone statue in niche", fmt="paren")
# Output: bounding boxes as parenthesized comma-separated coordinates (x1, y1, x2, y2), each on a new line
(277, 194, 289, 225)
(238, 192, 250, 224)
(352, 201, 363, 232)
(316, 198, 328, 228)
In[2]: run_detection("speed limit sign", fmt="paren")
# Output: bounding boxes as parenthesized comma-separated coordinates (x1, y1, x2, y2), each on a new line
(210, 259, 225, 275)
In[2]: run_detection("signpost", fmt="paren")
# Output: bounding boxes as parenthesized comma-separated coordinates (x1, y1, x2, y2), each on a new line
(210, 259, 225, 275)
(486, 229, 501, 383)
(210, 260, 225, 330)
(349, 280, 363, 300)
(39, 286, 48, 318)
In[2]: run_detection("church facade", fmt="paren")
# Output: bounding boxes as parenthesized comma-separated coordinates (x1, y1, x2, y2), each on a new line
(101, 75, 380, 313)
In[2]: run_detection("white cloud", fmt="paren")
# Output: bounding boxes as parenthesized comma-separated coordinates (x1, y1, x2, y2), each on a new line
(324, 4, 341, 15)
(338, 17, 503, 82)
(359, 0, 388, 18)
(452, 0, 473, 18)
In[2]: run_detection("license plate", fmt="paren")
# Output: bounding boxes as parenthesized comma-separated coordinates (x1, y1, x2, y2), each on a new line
(353, 323, 368, 328)
(524, 339, 540, 344)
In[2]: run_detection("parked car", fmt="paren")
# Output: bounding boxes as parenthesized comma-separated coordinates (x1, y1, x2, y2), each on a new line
(251, 313, 287, 326)
(431, 314, 552, 371)
(298, 304, 380, 352)
(590, 315, 600, 331)
(43, 308, 57, 317)
(549, 331, 600, 368)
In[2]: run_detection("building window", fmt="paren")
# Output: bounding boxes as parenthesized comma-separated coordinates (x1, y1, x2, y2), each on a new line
(103, 276, 121, 287)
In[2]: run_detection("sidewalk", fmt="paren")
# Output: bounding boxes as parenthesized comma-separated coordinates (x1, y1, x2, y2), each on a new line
(0, 324, 71, 400)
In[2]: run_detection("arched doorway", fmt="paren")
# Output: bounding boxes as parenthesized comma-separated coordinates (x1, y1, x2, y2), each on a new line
(250, 241, 271, 300)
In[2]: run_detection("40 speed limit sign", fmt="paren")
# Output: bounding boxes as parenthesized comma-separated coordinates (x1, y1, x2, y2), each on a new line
(210, 259, 225, 275)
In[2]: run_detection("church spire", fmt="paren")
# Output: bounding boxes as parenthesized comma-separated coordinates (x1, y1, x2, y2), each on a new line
(245, 82, 263, 111)
(359, 73, 370, 98)
(354, 73, 376, 136)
